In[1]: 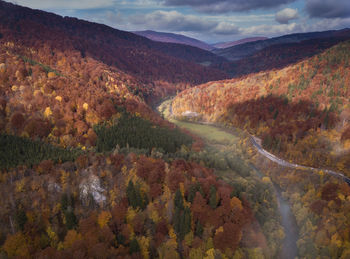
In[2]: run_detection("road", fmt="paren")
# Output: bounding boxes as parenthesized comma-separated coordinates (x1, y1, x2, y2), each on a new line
(250, 136, 350, 185)
(163, 99, 350, 185)
(160, 100, 299, 258)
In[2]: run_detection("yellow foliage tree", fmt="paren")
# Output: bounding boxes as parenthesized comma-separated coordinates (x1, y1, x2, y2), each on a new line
(63, 230, 82, 249)
(3, 233, 30, 258)
(138, 236, 150, 259)
(98, 211, 112, 228)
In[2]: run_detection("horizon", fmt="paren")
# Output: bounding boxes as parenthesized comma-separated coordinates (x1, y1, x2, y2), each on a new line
(5, 0, 350, 43)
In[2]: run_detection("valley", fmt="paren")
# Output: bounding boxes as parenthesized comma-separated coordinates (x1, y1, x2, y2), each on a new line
(1, 1, 350, 258)
(158, 99, 299, 259)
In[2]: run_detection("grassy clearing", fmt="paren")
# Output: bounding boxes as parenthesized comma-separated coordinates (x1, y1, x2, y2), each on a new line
(170, 119, 238, 144)
(158, 98, 239, 145)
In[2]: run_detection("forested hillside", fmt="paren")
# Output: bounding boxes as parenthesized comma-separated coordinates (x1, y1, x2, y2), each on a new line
(173, 40, 350, 177)
(213, 29, 350, 61)
(0, 2, 273, 258)
(215, 34, 350, 78)
(0, 40, 170, 148)
(173, 38, 350, 259)
(0, 0, 227, 102)
(133, 30, 214, 51)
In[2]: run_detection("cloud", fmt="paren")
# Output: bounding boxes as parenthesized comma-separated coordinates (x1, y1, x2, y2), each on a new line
(275, 8, 299, 24)
(213, 22, 240, 35)
(161, 0, 296, 13)
(303, 17, 350, 31)
(128, 10, 241, 36)
(241, 22, 300, 36)
(8, 0, 114, 10)
(129, 10, 218, 32)
(306, 0, 350, 18)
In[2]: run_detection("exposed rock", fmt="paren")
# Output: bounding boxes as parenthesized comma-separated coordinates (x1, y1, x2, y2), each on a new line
(47, 180, 62, 193)
(79, 169, 106, 206)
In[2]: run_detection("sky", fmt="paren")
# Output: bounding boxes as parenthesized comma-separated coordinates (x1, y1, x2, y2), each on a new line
(7, 0, 350, 43)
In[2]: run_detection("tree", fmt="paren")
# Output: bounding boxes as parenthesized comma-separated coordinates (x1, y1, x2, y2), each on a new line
(14, 207, 27, 231)
(65, 210, 77, 230)
(10, 112, 25, 134)
(130, 238, 141, 254)
(195, 220, 203, 237)
(3, 232, 30, 258)
(126, 181, 148, 210)
(174, 189, 184, 210)
(209, 186, 218, 209)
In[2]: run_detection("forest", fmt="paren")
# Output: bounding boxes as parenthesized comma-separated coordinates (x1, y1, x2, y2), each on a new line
(172, 40, 350, 258)
(1, 0, 350, 258)
(173, 40, 350, 176)
(0, 4, 269, 257)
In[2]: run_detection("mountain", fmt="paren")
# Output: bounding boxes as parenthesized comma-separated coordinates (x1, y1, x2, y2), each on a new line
(215, 33, 350, 77)
(173, 40, 350, 177)
(133, 30, 215, 51)
(0, 0, 227, 100)
(212, 37, 268, 49)
(213, 29, 350, 61)
(174, 39, 350, 259)
(0, 2, 260, 258)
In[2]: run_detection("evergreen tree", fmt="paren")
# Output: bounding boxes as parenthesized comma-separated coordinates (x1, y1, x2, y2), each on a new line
(174, 189, 184, 210)
(126, 181, 137, 209)
(14, 208, 27, 231)
(64, 210, 77, 230)
(209, 186, 217, 209)
(195, 220, 203, 237)
(129, 238, 140, 254)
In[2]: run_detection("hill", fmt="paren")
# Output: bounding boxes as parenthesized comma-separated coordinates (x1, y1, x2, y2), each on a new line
(133, 30, 214, 51)
(0, 2, 272, 258)
(215, 34, 350, 77)
(213, 29, 350, 61)
(0, 0, 227, 101)
(173, 40, 350, 177)
(212, 37, 267, 49)
(0, 31, 267, 259)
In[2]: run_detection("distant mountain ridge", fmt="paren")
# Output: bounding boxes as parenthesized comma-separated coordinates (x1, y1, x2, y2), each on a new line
(214, 33, 350, 77)
(213, 29, 350, 61)
(133, 30, 214, 51)
(212, 37, 268, 49)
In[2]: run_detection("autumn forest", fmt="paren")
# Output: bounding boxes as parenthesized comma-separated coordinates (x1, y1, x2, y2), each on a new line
(0, 0, 350, 258)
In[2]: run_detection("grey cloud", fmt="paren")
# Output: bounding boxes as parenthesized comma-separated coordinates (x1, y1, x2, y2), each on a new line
(306, 0, 350, 18)
(128, 10, 242, 37)
(161, 0, 296, 13)
(212, 22, 240, 35)
(129, 10, 218, 32)
(241, 22, 301, 36)
(275, 8, 299, 24)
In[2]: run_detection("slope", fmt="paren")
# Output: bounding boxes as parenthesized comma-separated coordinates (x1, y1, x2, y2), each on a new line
(212, 37, 268, 49)
(133, 30, 214, 51)
(173, 40, 350, 177)
(215, 34, 350, 77)
(0, 1, 227, 90)
(213, 29, 350, 61)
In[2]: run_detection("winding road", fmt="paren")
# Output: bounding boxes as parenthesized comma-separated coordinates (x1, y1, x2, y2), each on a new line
(165, 99, 350, 185)
(163, 100, 350, 259)
(250, 136, 350, 185)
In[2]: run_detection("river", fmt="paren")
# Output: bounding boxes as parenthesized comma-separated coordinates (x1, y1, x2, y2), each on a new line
(275, 186, 299, 259)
